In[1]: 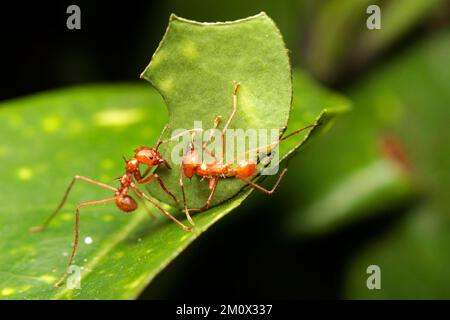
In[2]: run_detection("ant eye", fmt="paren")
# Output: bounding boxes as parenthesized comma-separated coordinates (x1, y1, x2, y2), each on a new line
(149, 156, 153, 160)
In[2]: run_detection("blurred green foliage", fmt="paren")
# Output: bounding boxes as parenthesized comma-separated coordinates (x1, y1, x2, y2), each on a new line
(344, 30, 450, 299)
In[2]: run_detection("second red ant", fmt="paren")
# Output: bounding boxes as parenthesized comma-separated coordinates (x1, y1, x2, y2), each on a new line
(177, 83, 317, 226)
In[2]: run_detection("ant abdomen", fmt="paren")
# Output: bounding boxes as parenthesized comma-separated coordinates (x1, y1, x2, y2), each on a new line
(116, 195, 138, 212)
(232, 162, 257, 179)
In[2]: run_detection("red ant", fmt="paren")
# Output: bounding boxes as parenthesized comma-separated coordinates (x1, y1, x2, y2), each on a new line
(178, 83, 317, 226)
(30, 129, 198, 288)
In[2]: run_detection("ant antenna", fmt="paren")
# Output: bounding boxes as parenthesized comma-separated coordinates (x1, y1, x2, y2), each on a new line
(155, 124, 171, 151)
(156, 128, 204, 151)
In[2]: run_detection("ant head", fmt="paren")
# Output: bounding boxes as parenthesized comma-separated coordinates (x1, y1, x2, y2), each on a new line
(134, 146, 171, 169)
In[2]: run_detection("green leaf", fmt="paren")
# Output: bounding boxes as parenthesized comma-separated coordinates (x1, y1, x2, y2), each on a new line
(141, 12, 293, 209)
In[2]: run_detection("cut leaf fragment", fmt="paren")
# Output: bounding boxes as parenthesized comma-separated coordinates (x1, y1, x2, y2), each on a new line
(141, 12, 293, 209)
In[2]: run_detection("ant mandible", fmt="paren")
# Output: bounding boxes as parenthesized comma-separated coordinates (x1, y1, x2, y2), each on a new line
(178, 83, 317, 226)
(30, 129, 198, 288)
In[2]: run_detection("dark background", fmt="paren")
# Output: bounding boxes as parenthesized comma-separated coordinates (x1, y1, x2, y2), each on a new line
(5, 1, 444, 100)
(1, 1, 166, 100)
(1, 0, 448, 299)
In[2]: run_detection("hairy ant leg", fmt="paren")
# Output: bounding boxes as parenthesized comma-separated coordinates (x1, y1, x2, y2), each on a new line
(131, 185, 191, 231)
(135, 172, 179, 207)
(188, 177, 219, 213)
(239, 167, 288, 195)
(54, 197, 117, 288)
(178, 165, 194, 225)
(204, 116, 221, 146)
(221, 83, 240, 163)
(30, 176, 117, 233)
(202, 116, 222, 160)
(132, 189, 156, 221)
(238, 123, 317, 164)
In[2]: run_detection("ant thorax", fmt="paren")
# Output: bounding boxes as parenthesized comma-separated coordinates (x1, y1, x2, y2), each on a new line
(126, 158, 139, 173)
(196, 162, 232, 177)
(119, 173, 133, 188)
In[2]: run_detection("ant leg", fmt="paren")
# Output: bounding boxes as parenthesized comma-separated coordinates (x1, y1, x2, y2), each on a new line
(239, 168, 288, 195)
(221, 83, 240, 163)
(139, 166, 153, 180)
(54, 197, 116, 288)
(279, 124, 317, 143)
(155, 124, 170, 147)
(199, 116, 222, 162)
(131, 185, 191, 231)
(203, 116, 222, 149)
(189, 177, 219, 212)
(222, 83, 240, 134)
(237, 123, 317, 163)
(30, 176, 117, 233)
(133, 189, 156, 221)
(136, 174, 179, 207)
(178, 165, 195, 226)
